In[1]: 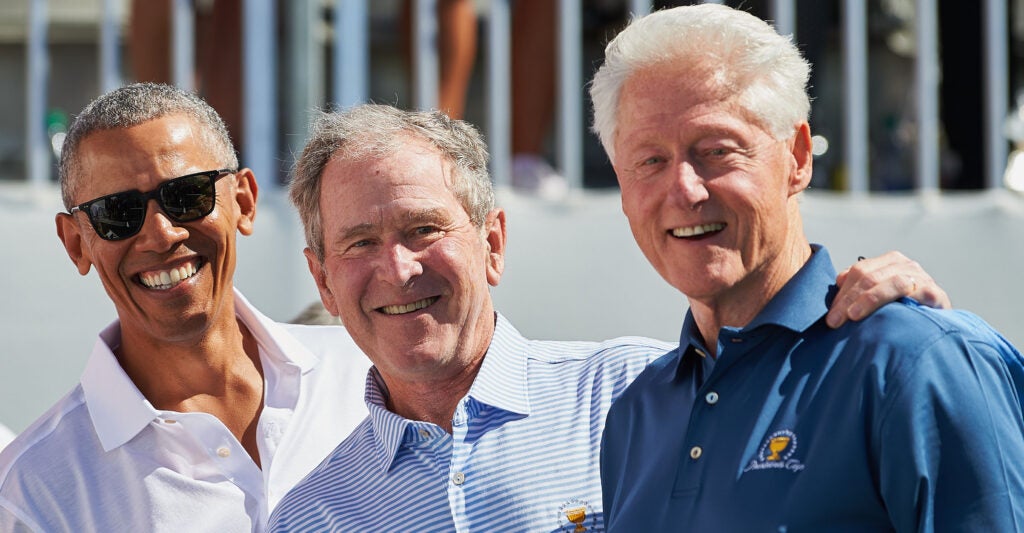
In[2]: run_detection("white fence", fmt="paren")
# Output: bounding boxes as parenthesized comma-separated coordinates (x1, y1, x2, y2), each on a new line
(14, 0, 1018, 191)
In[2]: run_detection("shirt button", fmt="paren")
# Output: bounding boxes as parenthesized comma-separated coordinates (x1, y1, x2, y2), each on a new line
(705, 391, 719, 405)
(216, 446, 231, 458)
(694, 348, 708, 358)
(452, 472, 466, 485)
(163, 419, 177, 424)
(418, 429, 430, 438)
(730, 338, 743, 343)
(690, 446, 703, 460)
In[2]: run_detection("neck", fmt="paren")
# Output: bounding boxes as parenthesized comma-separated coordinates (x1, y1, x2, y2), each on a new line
(115, 308, 267, 467)
(690, 219, 811, 358)
(383, 355, 485, 433)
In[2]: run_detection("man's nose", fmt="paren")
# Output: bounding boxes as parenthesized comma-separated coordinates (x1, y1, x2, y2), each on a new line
(132, 199, 189, 252)
(375, 241, 424, 287)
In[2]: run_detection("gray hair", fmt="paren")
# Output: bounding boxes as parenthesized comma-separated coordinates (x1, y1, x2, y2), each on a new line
(291, 104, 493, 263)
(59, 82, 238, 209)
(590, 4, 811, 162)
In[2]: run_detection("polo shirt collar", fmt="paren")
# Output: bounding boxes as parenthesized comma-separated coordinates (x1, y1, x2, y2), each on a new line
(674, 244, 835, 379)
(80, 321, 156, 452)
(464, 313, 531, 416)
(743, 244, 835, 334)
(80, 288, 318, 452)
(364, 369, 407, 472)
(364, 312, 530, 472)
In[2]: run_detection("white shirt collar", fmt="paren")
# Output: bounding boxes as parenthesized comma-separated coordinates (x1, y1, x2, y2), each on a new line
(80, 288, 321, 452)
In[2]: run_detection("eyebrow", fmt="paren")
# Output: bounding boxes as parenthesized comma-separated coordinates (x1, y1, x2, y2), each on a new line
(333, 221, 378, 247)
(331, 207, 457, 245)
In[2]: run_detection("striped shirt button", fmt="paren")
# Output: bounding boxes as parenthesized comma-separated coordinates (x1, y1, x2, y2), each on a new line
(705, 391, 719, 405)
(418, 429, 430, 438)
(452, 472, 466, 485)
(689, 446, 703, 460)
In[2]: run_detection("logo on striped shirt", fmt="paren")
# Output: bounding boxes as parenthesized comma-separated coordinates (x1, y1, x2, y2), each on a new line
(558, 497, 596, 532)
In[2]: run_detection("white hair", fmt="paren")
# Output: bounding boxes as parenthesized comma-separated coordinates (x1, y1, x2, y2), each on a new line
(589, 3, 811, 162)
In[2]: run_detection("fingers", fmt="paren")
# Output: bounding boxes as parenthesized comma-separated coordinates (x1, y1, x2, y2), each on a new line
(826, 251, 951, 329)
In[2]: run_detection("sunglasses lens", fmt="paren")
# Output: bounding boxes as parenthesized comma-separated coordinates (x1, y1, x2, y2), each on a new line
(160, 174, 216, 221)
(86, 193, 146, 240)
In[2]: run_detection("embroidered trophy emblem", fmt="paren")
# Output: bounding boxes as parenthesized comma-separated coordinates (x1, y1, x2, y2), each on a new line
(743, 429, 806, 473)
(558, 498, 596, 532)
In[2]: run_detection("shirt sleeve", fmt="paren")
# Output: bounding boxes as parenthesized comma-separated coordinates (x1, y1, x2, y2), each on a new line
(875, 329, 1024, 532)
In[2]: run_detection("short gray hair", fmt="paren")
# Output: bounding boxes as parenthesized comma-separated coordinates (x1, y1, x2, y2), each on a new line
(59, 82, 238, 209)
(590, 4, 811, 162)
(291, 104, 493, 263)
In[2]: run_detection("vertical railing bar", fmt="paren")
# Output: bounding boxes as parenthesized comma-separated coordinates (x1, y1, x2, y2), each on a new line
(413, 0, 439, 110)
(99, 0, 121, 93)
(335, 0, 369, 108)
(983, 0, 1009, 189)
(557, 0, 582, 189)
(843, 0, 869, 194)
(172, 0, 195, 90)
(487, 0, 512, 187)
(629, 0, 652, 17)
(772, 0, 796, 38)
(915, 0, 940, 193)
(27, 0, 49, 188)
(243, 0, 278, 185)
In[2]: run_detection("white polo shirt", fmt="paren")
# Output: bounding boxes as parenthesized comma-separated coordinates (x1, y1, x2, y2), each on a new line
(0, 290, 370, 532)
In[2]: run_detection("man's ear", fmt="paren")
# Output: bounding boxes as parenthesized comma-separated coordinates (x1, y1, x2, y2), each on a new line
(56, 212, 93, 276)
(303, 247, 339, 317)
(234, 168, 258, 236)
(788, 122, 814, 196)
(483, 208, 507, 287)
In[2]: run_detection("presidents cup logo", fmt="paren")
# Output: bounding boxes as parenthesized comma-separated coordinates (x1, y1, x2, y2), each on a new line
(743, 429, 805, 473)
(557, 498, 596, 533)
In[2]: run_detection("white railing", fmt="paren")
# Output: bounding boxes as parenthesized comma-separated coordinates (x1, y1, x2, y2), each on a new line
(20, 0, 1013, 192)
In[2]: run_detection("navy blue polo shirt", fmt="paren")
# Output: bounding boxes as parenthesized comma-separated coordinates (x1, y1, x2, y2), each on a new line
(601, 246, 1024, 532)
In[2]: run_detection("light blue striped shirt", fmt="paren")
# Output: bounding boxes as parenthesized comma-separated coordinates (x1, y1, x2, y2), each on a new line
(267, 314, 672, 532)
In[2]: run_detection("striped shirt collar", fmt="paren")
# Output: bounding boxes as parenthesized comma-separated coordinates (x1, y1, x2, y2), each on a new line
(363, 313, 531, 472)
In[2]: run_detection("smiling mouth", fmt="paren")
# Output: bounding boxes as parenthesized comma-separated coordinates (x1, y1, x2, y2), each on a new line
(377, 296, 440, 315)
(671, 223, 726, 238)
(138, 259, 203, 290)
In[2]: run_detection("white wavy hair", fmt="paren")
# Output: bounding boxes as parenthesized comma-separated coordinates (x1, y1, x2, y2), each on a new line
(589, 3, 811, 162)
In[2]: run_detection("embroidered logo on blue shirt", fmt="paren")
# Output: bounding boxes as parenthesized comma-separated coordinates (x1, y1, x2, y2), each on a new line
(557, 497, 596, 532)
(743, 429, 805, 473)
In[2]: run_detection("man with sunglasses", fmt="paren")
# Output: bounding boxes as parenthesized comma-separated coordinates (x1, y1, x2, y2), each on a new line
(0, 83, 370, 531)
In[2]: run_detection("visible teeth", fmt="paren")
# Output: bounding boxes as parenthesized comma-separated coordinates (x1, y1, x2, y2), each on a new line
(672, 223, 725, 238)
(380, 297, 438, 315)
(140, 261, 199, 290)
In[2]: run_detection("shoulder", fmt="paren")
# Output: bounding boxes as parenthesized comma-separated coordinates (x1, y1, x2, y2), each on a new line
(842, 301, 1019, 366)
(524, 336, 675, 366)
(607, 347, 683, 408)
(835, 301, 1023, 417)
(279, 323, 372, 372)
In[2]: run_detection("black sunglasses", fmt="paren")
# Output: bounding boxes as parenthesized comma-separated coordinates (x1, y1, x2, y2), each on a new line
(68, 169, 236, 241)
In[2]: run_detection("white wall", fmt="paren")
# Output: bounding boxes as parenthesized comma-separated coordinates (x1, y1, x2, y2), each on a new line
(2, 183, 1022, 432)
